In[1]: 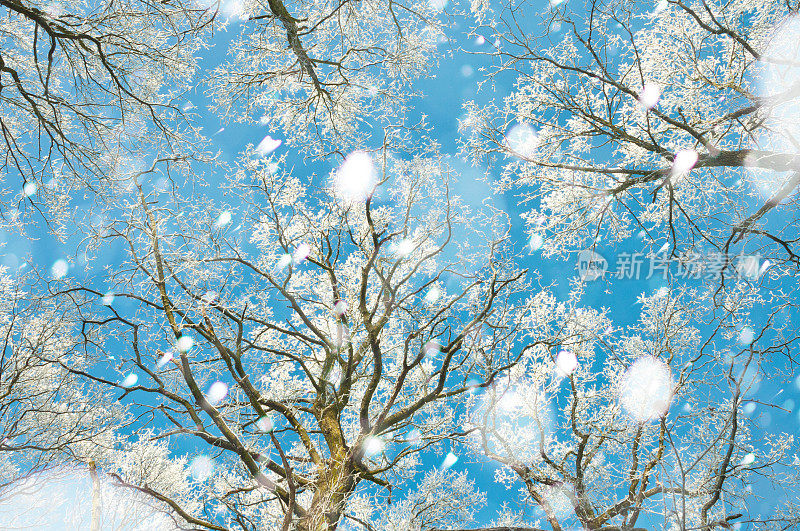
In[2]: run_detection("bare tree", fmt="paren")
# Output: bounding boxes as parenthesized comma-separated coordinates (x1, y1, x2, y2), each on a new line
(0, 268, 126, 492)
(208, 0, 444, 156)
(463, 284, 800, 530)
(0, 0, 215, 226)
(2, 0, 799, 528)
(461, 0, 800, 273)
(53, 140, 577, 529)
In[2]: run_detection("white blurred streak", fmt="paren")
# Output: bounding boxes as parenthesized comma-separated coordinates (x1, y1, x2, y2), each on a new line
(0, 467, 178, 529)
(753, 15, 800, 199)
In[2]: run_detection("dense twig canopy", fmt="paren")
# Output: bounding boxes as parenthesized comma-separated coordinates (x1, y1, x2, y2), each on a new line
(1, 0, 800, 529)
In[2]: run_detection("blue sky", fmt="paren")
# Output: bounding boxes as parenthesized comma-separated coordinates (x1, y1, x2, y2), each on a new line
(3, 3, 800, 528)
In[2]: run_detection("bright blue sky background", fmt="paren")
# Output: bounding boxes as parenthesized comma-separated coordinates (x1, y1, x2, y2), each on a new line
(2, 3, 799, 528)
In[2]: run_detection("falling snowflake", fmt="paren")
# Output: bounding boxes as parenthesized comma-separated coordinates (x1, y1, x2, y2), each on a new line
(738, 327, 755, 345)
(177, 335, 194, 353)
(256, 416, 274, 433)
(333, 300, 348, 317)
(51, 259, 68, 279)
(215, 211, 232, 227)
(102, 292, 115, 306)
(638, 82, 661, 109)
(671, 149, 698, 178)
(156, 351, 173, 369)
(331, 151, 377, 203)
(255, 135, 282, 157)
(442, 452, 458, 469)
(739, 453, 755, 467)
(206, 381, 228, 406)
(424, 286, 442, 304)
(424, 341, 441, 357)
(276, 253, 292, 270)
(189, 456, 214, 481)
(393, 239, 415, 258)
(529, 234, 544, 252)
(362, 436, 385, 458)
(619, 357, 673, 422)
(504, 123, 539, 159)
(555, 350, 578, 377)
(292, 243, 311, 264)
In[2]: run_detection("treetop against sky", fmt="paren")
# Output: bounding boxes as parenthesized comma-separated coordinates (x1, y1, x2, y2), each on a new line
(1, 0, 800, 529)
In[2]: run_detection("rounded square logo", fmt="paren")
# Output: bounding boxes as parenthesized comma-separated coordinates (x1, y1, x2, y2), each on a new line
(576, 249, 607, 281)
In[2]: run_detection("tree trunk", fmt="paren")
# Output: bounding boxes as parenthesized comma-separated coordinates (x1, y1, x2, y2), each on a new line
(297, 408, 358, 531)
(89, 461, 101, 531)
(296, 457, 357, 531)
